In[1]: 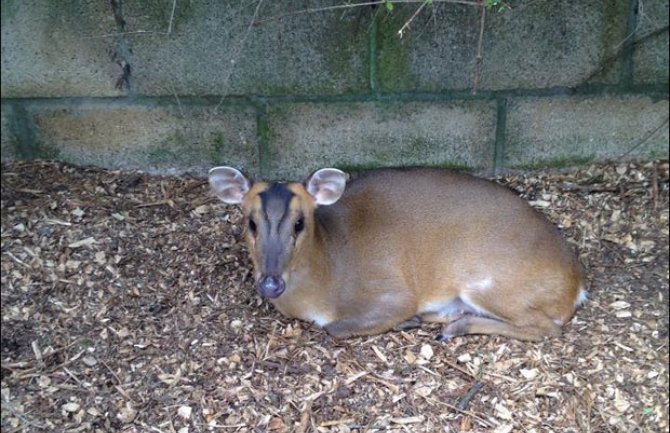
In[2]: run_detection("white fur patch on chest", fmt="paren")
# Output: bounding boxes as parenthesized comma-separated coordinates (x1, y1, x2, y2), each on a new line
(419, 294, 491, 318)
(575, 286, 588, 306)
(418, 297, 464, 317)
(302, 311, 331, 327)
(465, 277, 493, 291)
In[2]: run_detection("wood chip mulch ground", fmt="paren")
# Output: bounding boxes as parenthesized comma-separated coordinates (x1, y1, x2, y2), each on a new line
(1, 159, 668, 433)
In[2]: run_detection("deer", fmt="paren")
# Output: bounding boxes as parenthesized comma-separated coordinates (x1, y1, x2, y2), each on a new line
(208, 166, 586, 341)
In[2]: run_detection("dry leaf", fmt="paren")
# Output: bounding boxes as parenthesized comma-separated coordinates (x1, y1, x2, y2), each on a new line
(62, 402, 80, 413)
(178, 405, 192, 419)
(493, 424, 514, 433)
(116, 402, 137, 423)
(68, 237, 96, 248)
(495, 403, 513, 420)
(390, 416, 424, 424)
(419, 344, 434, 360)
(520, 368, 539, 380)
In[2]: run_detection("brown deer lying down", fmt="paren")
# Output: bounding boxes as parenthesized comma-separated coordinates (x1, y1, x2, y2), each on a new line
(209, 166, 586, 341)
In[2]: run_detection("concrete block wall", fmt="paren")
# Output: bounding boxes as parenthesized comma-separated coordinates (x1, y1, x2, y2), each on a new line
(1, 0, 668, 179)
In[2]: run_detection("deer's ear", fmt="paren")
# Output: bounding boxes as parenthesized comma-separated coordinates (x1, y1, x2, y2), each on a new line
(305, 168, 348, 206)
(208, 166, 251, 204)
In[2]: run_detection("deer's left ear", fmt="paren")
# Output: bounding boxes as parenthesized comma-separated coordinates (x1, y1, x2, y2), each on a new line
(305, 168, 348, 206)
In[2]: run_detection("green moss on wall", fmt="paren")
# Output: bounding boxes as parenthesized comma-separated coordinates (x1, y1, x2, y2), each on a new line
(209, 132, 227, 165)
(256, 111, 270, 174)
(4, 104, 60, 160)
(148, 130, 196, 165)
(326, 13, 370, 94)
(132, 0, 195, 33)
(376, 10, 413, 92)
(0, 0, 18, 25)
(146, 145, 180, 165)
(514, 155, 595, 170)
(335, 160, 473, 174)
(594, 0, 629, 83)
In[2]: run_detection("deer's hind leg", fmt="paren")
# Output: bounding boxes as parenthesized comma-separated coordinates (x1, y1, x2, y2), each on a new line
(436, 314, 561, 342)
(434, 290, 563, 341)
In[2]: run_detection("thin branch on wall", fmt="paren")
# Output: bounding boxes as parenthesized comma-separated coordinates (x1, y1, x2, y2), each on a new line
(213, 0, 266, 112)
(397, 0, 431, 38)
(251, 0, 481, 27)
(167, 0, 178, 35)
(620, 116, 670, 158)
(471, 4, 486, 95)
(578, 24, 669, 86)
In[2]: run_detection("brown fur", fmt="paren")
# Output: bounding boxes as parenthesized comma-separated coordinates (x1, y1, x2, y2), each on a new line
(220, 168, 585, 341)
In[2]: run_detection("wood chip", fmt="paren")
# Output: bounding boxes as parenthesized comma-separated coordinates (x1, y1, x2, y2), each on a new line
(1, 160, 667, 433)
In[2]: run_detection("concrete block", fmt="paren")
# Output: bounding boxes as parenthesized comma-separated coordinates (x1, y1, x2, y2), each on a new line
(482, 0, 629, 89)
(12, 102, 259, 175)
(376, 0, 628, 92)
(376, 4, 478, 92)
(1, 1, 369, 98)
(505, 95, 670, 168)
(123, 1, 369, 96)
(633, 0, 669, 84)
(1, 0, 125, 98)
(266, 101, 497, 180)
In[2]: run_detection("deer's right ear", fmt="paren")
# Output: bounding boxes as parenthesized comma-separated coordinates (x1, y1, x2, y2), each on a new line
(306, 168, 348, 206)
(208, 167, 251, 204)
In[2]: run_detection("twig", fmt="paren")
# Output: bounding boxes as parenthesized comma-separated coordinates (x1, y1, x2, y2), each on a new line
(180, 180, 208, 193)
(169, 81, 184, 117)
(13, 188, 44, 195)
(214, 0, 265, 112)
(398, 0, 430, 38)
(135, 199, 174, 208)
(320, 418, 356, 427)
(558, 183, 620, 194)
(252, 0, 482, 27)
(613, 0, 644, 50)
(651, 162, 658, 209)
(15, 350, 85, 380)
(295, 400, 313, 433)
(63, 367, 84, 386)
(471, 3, 486, 95)
(4, 252, 31, 268)
(167, 0, 177, 35)
(620, 116, 669, 157)
(101, 359, 123, 386)
(425, 396, 495, 427)
(1, 339, 82, 371)
(78, 30, 167, 39)
(1, 397, 48, 430)
(579, 24, 668, 85)
(368, 373, 401, 393)
(457, 381, 485, 410)
(443, 359, 478, 379)
(254, 0, 384, 26)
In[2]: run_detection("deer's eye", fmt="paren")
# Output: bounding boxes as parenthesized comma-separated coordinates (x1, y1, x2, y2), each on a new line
(248, 219, 257, 234)
(294, 217, 304, 234)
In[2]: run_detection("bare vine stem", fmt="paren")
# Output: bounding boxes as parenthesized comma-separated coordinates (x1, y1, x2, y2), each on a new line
(620, 116, 670, 158)
(213, 0, 265, 112)
(398, 0, 431, 38)
(252, 0, 481, 27)
(472, 3, 487, 94)
(167, 0, 177, 35)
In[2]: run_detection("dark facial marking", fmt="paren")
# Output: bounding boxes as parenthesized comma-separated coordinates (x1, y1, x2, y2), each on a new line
(259, 183, 295, 228)
(255, 183, 296, 277)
